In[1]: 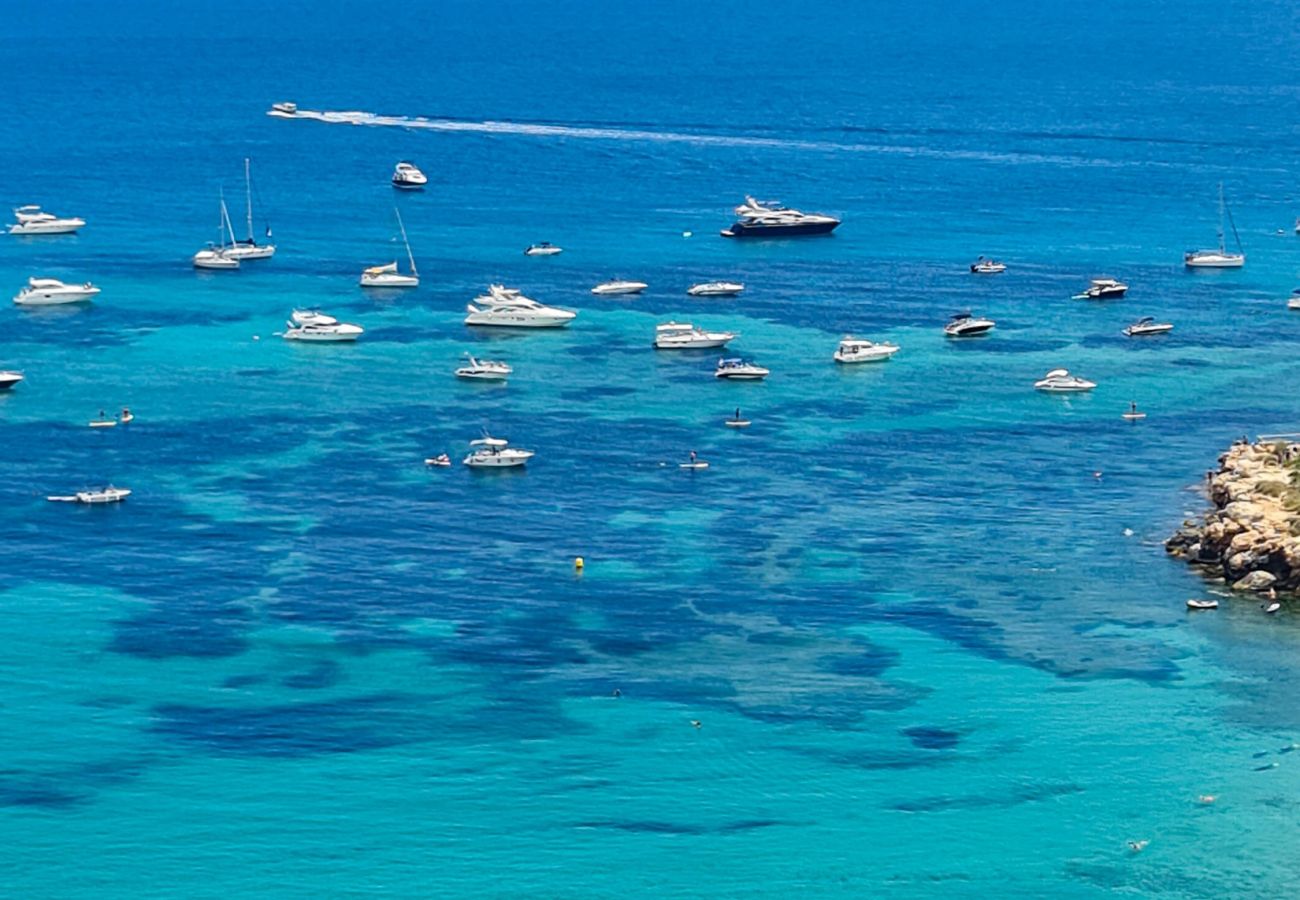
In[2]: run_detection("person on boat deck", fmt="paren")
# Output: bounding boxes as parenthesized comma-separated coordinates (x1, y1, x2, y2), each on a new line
(689, 450, 697, 463)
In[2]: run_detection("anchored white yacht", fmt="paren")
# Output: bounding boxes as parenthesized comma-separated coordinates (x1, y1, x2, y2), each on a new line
(464, 284, 576, 328)
(833, 336, 900, 363)
(715, 358, 769, 380)
(969, 257, 1007, 274)
(1074, 278, 1128, 299)
(455, 354, 512, 380)
(282, 313, 364, 342)
(47, 487, 132, 504)
(524, 242, 563, 256)
(13, 277, 100, 306)
(943, 311, 996, 337)
(654, 321, 738, 349)
(224, 158, 276, 260)
(591, 279, 648, 295)
(8, 205, 85, 235)
(1122, 316, 1173, 336)
(193, 193, 241, 269)
(463, 435, 534, 468)
(392, 161, 427, 190)
(688, 281, 745, 297)
(360, 208, 419, 287)
(0, 371, 22, 390)
(1185, 183, 1245, 268)
(721, 197, 840, 238)
(1034, 368, 1096, 392)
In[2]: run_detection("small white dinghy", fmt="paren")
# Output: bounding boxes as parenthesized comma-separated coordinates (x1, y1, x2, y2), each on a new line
(1186, 598, 1219, 610)
(424, 454, 452, 467)
(48, 487, 132, 504)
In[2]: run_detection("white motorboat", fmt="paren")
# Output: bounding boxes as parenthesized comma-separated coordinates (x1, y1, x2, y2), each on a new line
(524, 242, 563, 256)
(13, 277, 100, 306)
(1288, 289, 1300, 310)
(715, 358, 769, 380)
(455, 354, 512, 380)
(269, 101, 298, 117)
(1074, 278, 1128, 300)
(833, 336, 900, 364)
(47, 487, 132, 504)
(223, 158, 276, 260)
(193, 193, 242, 269)
(425, 453, 452, 467)
(1185, 183, 1245, 268)
(392, 161, 427, 190)
(970, 257, 1007, 274)
(8, 205, 85, 235)
(463, 435, 534, 468)
(688, 281, 745, 297)
(654, 321, 737, 349)
(0, 371, 22, 390)
(464, 285, 576, 328)
(360, 208, 419, 286)
(1122, 316, 1173, 337)
(1186, 598, 1219, 610)
(282, 318, 364, 342)
(943, 312, 996, 337)
(1034, 368, 1097, 392)
(291, 309, 339, 327)
(591, 279, 648, 296)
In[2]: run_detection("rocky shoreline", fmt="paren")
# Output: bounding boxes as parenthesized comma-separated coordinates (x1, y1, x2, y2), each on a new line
(1166, 439, 1300, 592)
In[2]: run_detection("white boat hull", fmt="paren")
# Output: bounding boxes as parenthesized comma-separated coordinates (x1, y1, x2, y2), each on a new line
(0, 372, 23, 390)
(1185, 253, 1244, 268)
(592, 282, 647, 295)
(656, 336, 734, 349)
(456, 370, 509, 380)
(194, 251, 239, 270)
(14, 287, 100, 306)
(525, 247, 563, 256)
(688, 283, 744, 296)
(225, 243, 276, 260)
(360, 273, 419, 287)
(834, 345, 899, 363)
(1035, 382, 1096, 392)
(8, 219, 84, 235)
(464, 307, 574, 328)
(464, 450, 533, 468)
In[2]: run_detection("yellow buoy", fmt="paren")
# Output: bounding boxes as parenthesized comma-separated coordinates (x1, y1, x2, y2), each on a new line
(574, 556, 584, 570)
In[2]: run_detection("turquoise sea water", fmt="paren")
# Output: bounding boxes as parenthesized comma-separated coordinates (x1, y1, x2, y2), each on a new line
(4, 1, 1300, 896)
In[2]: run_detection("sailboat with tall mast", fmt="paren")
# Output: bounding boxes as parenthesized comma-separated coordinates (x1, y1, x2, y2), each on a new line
(192, 190, 240, 270)
(225, 157, 276, 260)
(1185, 183, 1245, 268)
(360, 208, 419, 287)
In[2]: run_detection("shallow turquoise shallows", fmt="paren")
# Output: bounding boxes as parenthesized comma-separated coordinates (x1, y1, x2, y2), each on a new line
(4, 1, 1300, 896)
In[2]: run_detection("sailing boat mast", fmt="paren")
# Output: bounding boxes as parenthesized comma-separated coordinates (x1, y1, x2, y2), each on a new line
(244, 158, 255, 243)
(218, 189, 237, 250)
(395, 208, 417, 276)
(1216, 182, 1226, 254)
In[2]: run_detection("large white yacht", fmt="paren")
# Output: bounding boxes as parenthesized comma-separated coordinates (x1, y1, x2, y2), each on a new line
(455, 354, 512, 380)
(943, 311, 996, 337)
(1034, 368, 1097, 392)
(654, 321, 737, 349)
(392, 161, 428, 190)
(833, 336, 900, 363)
(8, 205, 85, 235)
(224, 158, 276, 260)
(591, 279, 648, 296)
(688, 281, 745, 297)
(721, 197, 840, 238)
(463, 435, 534, 468)
(13, 277, 100, 306)
(360, 208, 419, 287)
(1185, 183, 1245, 268)
(464, 284, 576, 328)
(715, 358, 770, 380)
(282, 313, 364, 342)
(0, 371, 23, 390)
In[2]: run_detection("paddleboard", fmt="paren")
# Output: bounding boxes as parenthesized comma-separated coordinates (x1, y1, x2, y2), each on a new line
(89, 420, 118, 428)
(724, 419, 751, 428)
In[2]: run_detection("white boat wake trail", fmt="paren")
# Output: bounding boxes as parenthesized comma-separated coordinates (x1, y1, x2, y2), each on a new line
(269, 106, 1143, 170)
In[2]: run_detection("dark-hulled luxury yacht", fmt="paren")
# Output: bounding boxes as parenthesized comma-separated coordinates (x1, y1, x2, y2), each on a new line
(720, 196, 841, 238)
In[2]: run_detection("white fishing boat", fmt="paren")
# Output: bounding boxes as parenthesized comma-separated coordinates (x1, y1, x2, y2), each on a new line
(833, 336, 900, 363)
(455, 354, 512, 380)
(47, 487, 132, 504)
(524, 242, 563, 256)
(464, 285, 576, 328)
(13, 277, 100, 306)
(282, 317, 364, 342)
(591, 279, 648, 296)
(1185, 184, 1245, 268)
(1122, 316, 1173, 337)
(1034, 368, 1096, 392)
(687, 281, 745, 297)
(969, 257, 1007, 274)
(223, 158, 276, 260)
(391, 161, 427, 190)
(0, 371, 23, 390)
(360, 208, 419, 287)
(8, 205, 85, 235)
(715, 358, 769, 380)
(943, 311, 996, 337)
(463, 435, 534, 468)
(193, 193, 241, 269)
(654, 321, 737, 349)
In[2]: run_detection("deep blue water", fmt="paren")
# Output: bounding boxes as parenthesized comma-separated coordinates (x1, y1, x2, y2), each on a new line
(4, 1, 1300, 896)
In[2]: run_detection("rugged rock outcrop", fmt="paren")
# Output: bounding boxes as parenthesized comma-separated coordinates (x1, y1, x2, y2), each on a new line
(1166, 440, 1300, 591)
